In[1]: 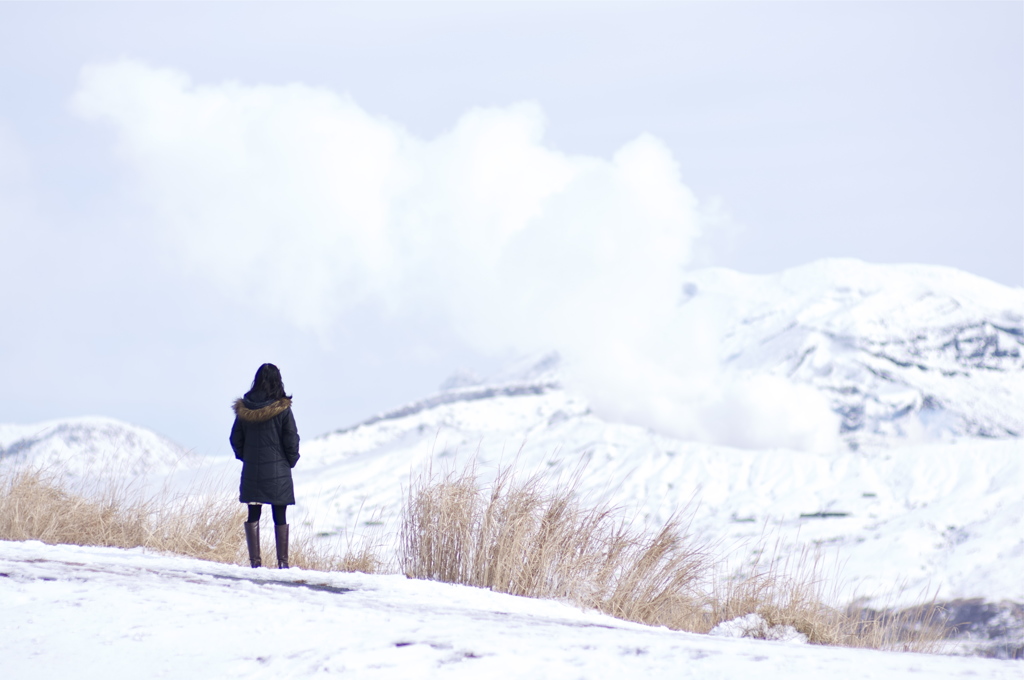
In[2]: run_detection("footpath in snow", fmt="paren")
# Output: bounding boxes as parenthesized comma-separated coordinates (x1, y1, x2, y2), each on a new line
(1, 540, 1019, 680)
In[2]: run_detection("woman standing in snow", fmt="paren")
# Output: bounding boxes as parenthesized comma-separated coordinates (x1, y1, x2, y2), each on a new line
(230, 363, 300, 569)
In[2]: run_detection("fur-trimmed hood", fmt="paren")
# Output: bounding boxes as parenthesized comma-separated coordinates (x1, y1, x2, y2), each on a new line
(233, 397, 292, 423)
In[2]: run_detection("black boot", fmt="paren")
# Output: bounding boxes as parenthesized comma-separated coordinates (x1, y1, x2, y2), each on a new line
(275, 524, 289, 569)
(244, 521, 261, 568)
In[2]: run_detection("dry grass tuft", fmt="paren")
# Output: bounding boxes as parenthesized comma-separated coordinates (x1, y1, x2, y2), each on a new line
(842, 600, 948, 652)
(709, 543, 946, 651)
(287, 528, 384, 574)
(400, 465, 712, 624)
(399, 464, 947, 652)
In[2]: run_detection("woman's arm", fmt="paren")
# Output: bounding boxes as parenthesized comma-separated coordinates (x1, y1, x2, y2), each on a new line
(282, 409, 300, 468)
(230, 417, 245, 460)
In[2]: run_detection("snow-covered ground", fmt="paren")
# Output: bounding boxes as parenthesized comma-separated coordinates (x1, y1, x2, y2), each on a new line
(2, 540, 1019, 680)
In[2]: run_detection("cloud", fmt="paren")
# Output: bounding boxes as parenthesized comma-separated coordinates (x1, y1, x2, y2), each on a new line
(72, 60, 839, 451)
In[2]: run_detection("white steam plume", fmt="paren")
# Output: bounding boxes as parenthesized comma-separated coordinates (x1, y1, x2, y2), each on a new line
(73, 60, 839, 452)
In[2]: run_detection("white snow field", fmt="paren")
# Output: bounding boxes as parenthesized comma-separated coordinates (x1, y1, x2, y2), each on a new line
(1, 540, 1019, 680)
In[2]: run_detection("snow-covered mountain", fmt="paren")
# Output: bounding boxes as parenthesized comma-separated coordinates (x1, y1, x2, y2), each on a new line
(682, 259, 1022, 447)
(0, 416, 192, 477)
(354, 259, 1023, 451)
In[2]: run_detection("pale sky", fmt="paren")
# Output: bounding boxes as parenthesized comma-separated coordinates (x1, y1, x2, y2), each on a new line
(0, 2, 1021, 456)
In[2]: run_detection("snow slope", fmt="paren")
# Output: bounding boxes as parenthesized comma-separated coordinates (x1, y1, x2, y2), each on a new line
(292, 385, 1023, 609)
(2, 540, 1019, 680)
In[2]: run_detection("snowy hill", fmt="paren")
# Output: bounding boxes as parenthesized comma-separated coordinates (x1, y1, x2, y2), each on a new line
(286, 260, 1023, 614)
(295, 385, 1023, 609)
(2, 540, 1020, 679)
(0, 416, 192, 477)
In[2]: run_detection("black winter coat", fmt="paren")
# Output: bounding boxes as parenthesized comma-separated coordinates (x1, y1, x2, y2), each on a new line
(230, 396, 300, 506)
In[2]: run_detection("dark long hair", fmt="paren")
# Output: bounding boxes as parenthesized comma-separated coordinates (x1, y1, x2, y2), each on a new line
(245, 363, 292, 402)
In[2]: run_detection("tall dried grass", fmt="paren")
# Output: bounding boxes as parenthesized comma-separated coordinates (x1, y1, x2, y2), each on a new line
(399, 464, 947, 652)
(0, 465, 379, 572)
(0, 465, 245, 562)
(400, 465, 710, 617)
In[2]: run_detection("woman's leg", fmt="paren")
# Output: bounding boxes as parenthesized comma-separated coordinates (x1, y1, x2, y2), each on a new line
(272, 505, 289, 568)
(244, 504, 262, 568)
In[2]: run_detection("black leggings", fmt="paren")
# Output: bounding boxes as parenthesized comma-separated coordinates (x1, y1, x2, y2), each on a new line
(247, 504, 287, 526)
